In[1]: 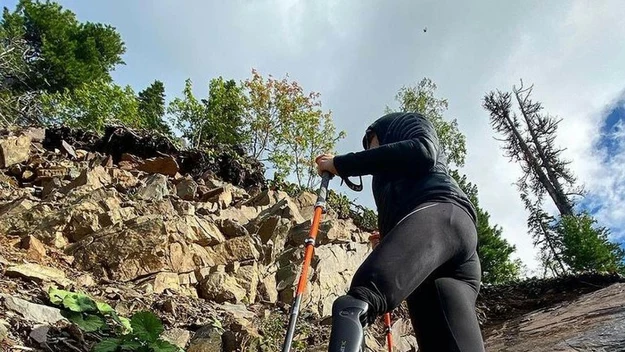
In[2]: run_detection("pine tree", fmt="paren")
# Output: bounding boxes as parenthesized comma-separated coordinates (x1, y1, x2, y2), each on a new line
(138, 80, 170, 135)
(483, 80, 624, 275)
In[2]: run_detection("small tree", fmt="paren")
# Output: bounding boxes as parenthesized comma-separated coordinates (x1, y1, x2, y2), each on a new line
(243, 69, 345, 187)
(168, 78, 205, 148)
(204, 77, 247, 145)
(41, 79, 140, 132)
(137, 80, 170, 135)
(168, 77, 247, 148)
(2, 0, 125, 93)
(555, 213, 625, 274)
(386, 78, 466, 167)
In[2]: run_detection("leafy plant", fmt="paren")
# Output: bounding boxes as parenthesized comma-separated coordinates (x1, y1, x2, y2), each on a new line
(258, 313, 308, 352)
(48, 288, 180, 352)
(242, 69, 345, 188)
(2, 0, 125, 94)
(41, 79, 142, 133)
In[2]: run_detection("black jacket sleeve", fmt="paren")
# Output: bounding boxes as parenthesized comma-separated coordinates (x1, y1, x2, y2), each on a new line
(333, 115, 439, 177)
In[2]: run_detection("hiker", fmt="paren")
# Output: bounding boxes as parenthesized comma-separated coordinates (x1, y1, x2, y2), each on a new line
(315, 112, 486, 352)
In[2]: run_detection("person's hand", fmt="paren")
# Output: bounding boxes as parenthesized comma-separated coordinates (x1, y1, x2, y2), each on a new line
(315, 154, 338, 176)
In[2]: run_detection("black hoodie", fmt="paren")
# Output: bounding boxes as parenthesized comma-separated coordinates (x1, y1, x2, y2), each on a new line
(334, 112, 477, 237)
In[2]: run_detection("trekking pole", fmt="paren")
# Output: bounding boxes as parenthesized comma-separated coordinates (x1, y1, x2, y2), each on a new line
(369, 232, 393, 352)
(282, 170, 332, 352)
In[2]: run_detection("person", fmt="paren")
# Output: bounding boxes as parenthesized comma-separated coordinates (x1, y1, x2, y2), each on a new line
(315, 112, 486, 352)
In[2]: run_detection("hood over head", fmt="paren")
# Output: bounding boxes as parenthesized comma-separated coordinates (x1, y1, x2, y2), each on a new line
(361, 112, 406, 149)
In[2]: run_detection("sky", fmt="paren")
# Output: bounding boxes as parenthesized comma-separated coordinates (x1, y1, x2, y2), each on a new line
(5, 0, 625, 275)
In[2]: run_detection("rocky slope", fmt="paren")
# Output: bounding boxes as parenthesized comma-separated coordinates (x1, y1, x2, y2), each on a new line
(1, 125, 624, 352)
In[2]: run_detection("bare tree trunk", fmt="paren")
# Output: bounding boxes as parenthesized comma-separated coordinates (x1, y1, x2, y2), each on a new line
(514, 86, 573, 216)
(499, 102, 567, 214)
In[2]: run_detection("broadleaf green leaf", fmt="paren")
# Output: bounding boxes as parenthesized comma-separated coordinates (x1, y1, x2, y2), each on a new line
(63, 293, 98, 313)
(149, 339, 181, 352)
(48, 287, 70, 306)
(93, 338, 123, 352)
(96, 301, 115, 315)
(130, 311, 163, 343)
(62, 311, 106, 332)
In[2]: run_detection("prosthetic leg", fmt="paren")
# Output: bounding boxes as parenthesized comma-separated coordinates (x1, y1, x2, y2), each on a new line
(328, 295, 369, 351)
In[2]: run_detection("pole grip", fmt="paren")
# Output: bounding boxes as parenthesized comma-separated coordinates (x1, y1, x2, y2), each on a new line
(316, 171, 332, 206)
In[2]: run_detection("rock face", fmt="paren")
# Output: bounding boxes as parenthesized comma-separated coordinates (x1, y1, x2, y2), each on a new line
(484, 283, 625, 352)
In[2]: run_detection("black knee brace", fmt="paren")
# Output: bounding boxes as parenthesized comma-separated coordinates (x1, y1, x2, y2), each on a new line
(328, 295, 369, 352)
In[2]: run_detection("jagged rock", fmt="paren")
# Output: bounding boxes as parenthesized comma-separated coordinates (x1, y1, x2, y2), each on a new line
(5, 263, 71, 287)
(137, 155, 179, 176)
(64, 188, 123, 241)
(62, 166, 111, 193)
(173, 199, 196, 216)
(234, 261, 260, 303)
(259, 270, 279, 303)
(0, 135, 31, 168)
(152, 272, 181, 294)
(217, 218, 249, 239)
(214, 206, 259, 225)
(136, 174, 169, 201)
(70, 215, 170, 281)
(198, 270, 247, 303)
(364, 331, 385, 352)
(169, 216, 225, 246)
(390, 319, 419, 352)
(252, 197, 305, 227)
(60, 140, 77, 159)
(295, 191, 317, 219)
(41, 177, 62, 198)
(109, 168, 139, 190)
(188, 325, 223, 352)
(29, 325, 49, 344)
(277, 243, 370, 318)
(1, 295, 67, 325)
(141, 199, 177, 220)
(20, 235, 47, 260)
(253, 215, 281, 244)
(176, 177, 198, 200)
(0, 201, 73, 247)
(203, 186, 233, 208)
(211, 235, 261, 265)
(0, 319, 8, 342)
(76, 273, 96, 287)
(22, 127, 46, 142)
(21, 169, 34, 181)
(287, 218, 356, 246)
(162, 328, 192, 349)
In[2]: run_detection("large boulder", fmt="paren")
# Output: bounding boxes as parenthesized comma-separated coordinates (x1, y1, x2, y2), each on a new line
(69, 215, 170, 281)
(0, 135, 31, 168)
(137, 155, 179, 176)
(62, 166, 111, 194)
(198, 268, 247, 303)
(136, 174, 169, 202)
(211, 235, 261, 265)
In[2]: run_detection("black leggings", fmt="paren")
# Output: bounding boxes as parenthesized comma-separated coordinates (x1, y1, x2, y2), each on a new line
(348, 202, 485, 352)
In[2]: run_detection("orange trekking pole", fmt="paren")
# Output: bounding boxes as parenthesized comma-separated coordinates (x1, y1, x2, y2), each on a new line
(369, 232, 393, 352)
(282, 170, 332, 352)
